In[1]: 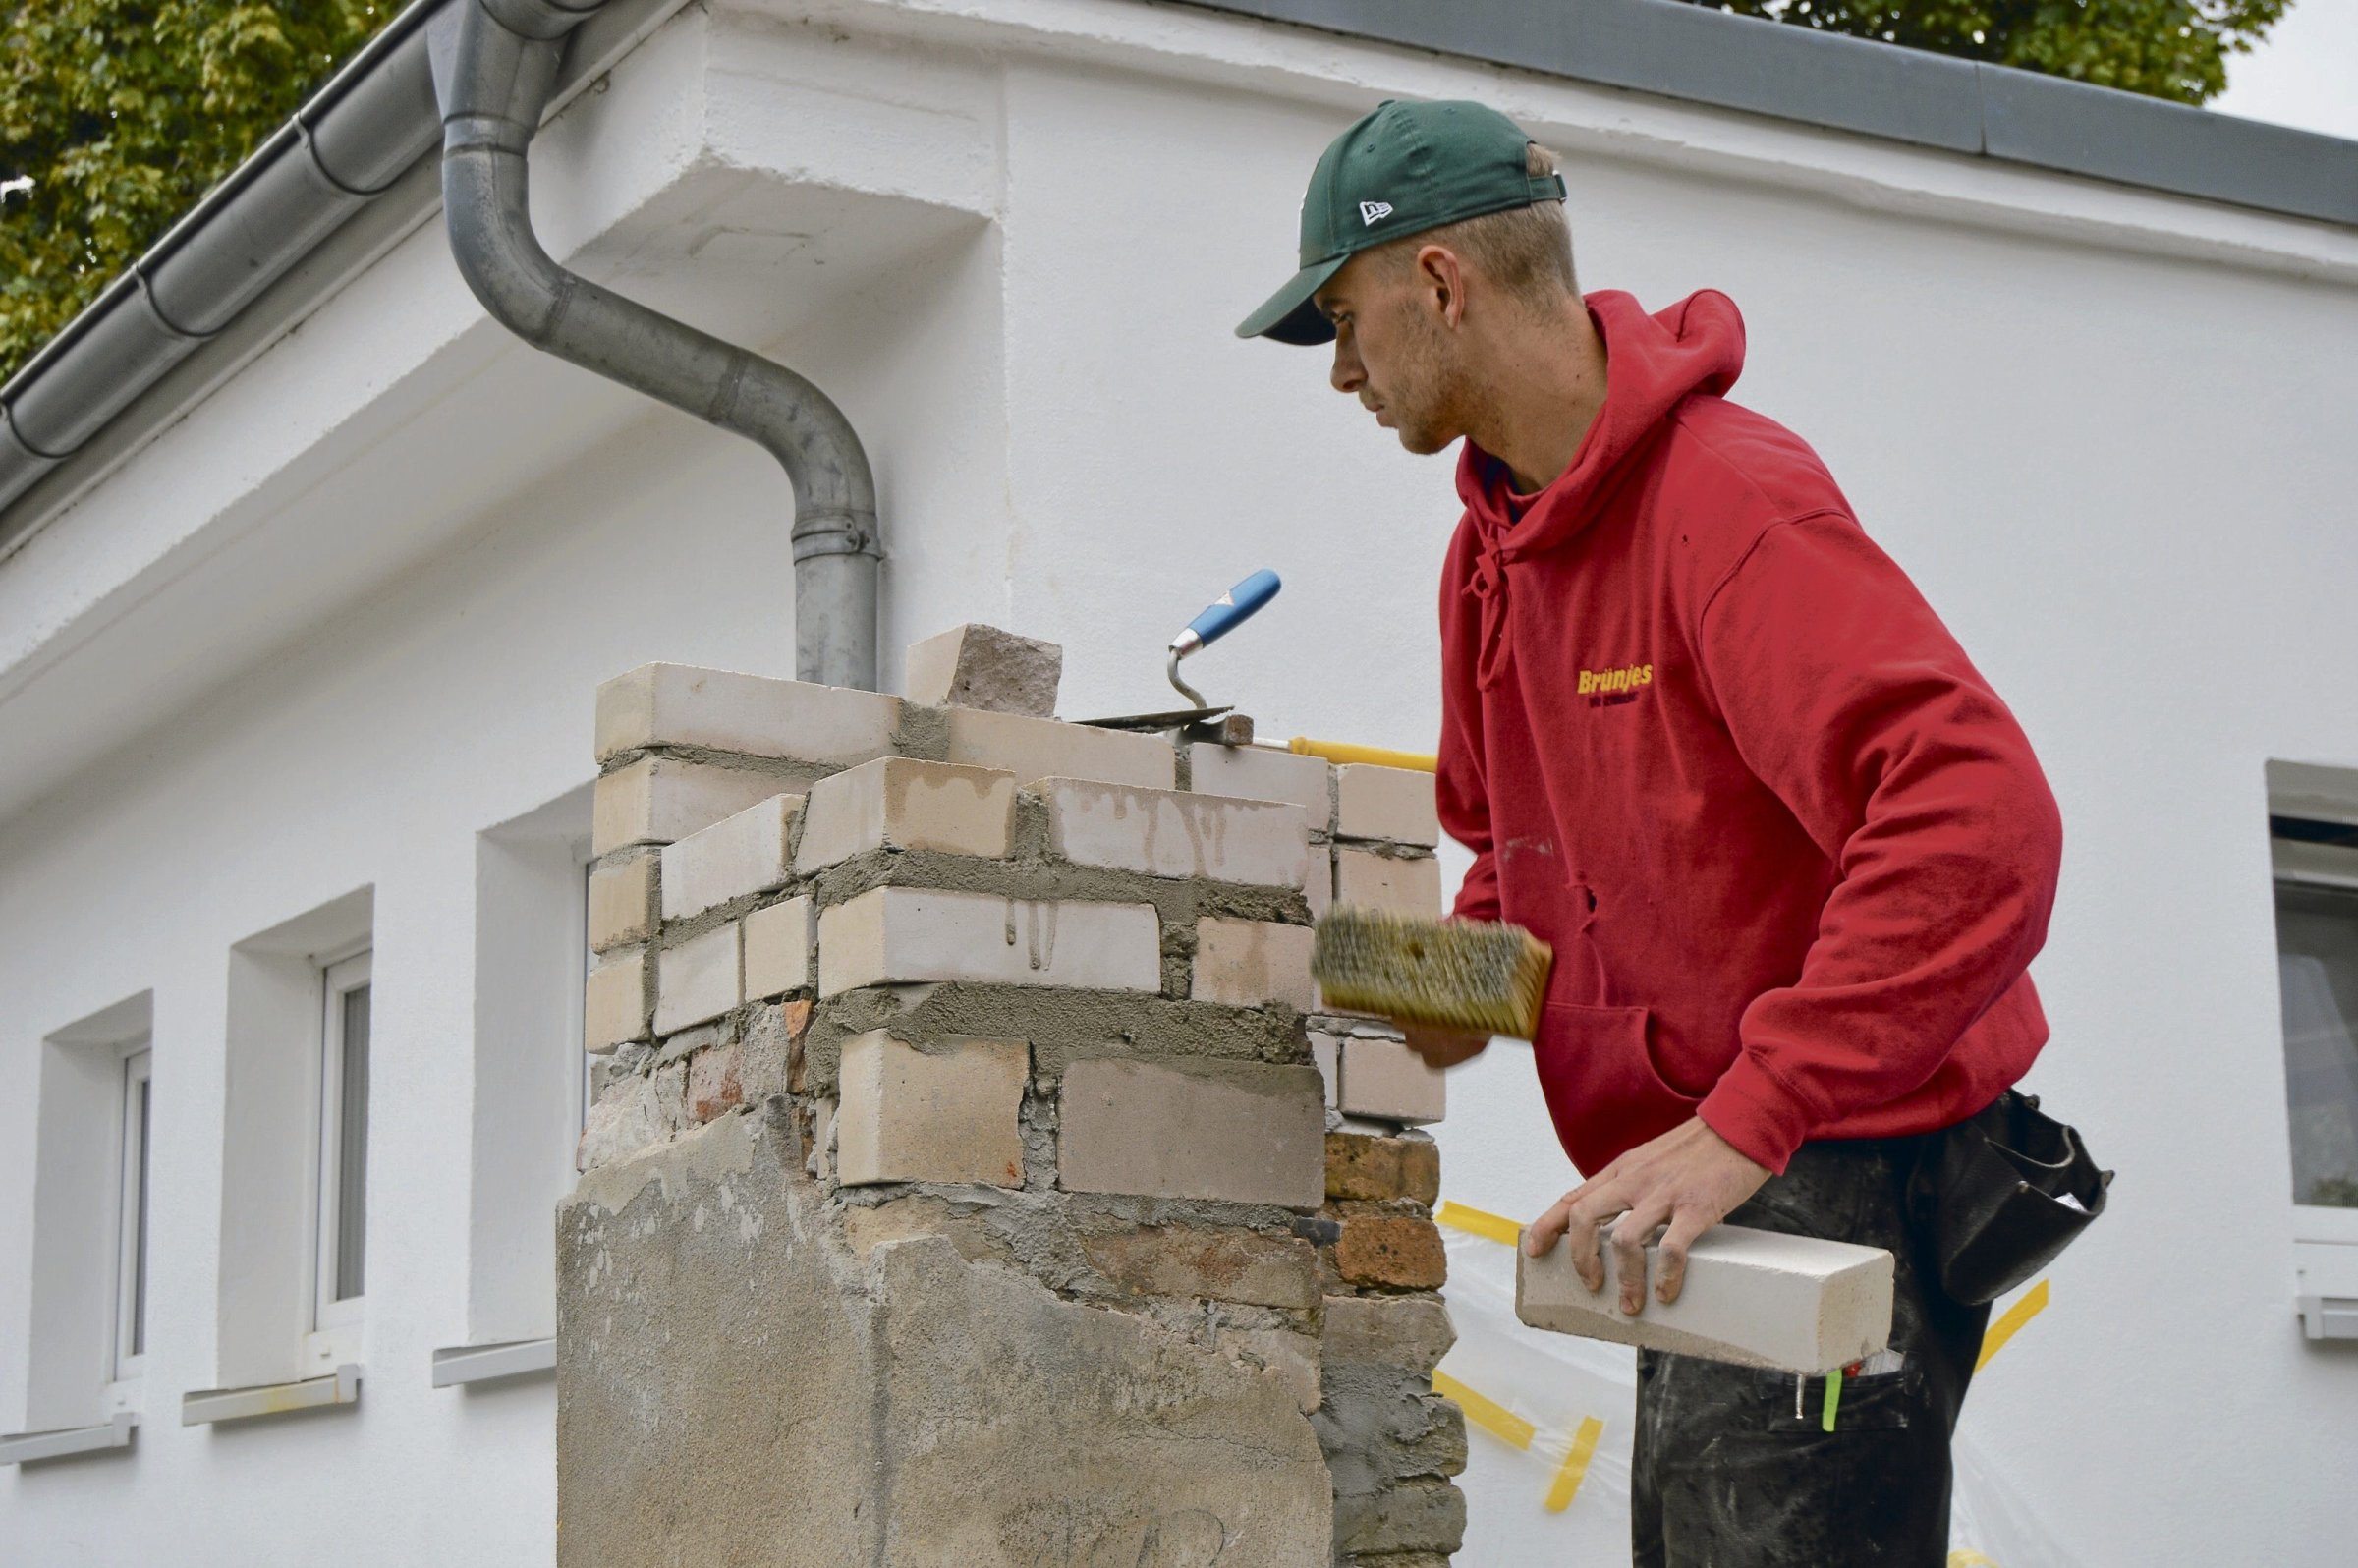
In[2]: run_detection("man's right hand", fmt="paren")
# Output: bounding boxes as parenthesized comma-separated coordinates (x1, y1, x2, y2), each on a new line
(1399, 1022, 1490, 1069)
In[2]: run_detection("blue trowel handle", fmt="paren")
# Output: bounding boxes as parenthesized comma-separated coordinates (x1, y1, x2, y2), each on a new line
(1170, 570, 1281, 657)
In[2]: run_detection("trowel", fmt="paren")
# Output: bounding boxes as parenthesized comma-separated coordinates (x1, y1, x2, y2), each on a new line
(1076, 568, 1280, 745)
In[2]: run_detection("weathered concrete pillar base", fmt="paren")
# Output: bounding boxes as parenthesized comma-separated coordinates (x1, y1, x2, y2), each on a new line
(559, 1110, 1331, 1567)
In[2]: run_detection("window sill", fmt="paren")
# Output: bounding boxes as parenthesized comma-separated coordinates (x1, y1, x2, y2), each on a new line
(0, 1411, 138, 1465)
(180, 1364, 361, 1426)
(430, 1337, 556, 1387)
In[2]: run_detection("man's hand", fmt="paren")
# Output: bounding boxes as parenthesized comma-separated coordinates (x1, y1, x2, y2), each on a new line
(1398, 1022, 1490, 1069)
(1522, 1118, 1772, 1313)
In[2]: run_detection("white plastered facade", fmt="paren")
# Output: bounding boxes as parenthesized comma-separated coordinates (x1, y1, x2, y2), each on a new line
(1, 0, 2355, 1562)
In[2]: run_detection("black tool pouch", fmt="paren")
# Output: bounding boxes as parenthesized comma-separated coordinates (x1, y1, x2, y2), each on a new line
(1914, 1090, 2113, 1307)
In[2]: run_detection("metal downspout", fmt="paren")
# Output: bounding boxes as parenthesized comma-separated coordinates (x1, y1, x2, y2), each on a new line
(437, 0, 881, 690)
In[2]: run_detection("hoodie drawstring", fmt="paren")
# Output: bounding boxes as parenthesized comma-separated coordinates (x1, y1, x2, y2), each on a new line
(1468, 537, 1516, 690)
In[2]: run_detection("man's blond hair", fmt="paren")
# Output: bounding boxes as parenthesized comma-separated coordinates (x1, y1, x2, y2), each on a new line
(1380, 143, 1577, 308)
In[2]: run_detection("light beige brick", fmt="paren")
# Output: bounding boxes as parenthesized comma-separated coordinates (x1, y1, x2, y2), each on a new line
(588, 850, 658, 952)
(794, 756, 1015, 873)
(1058, 1058, 1324, 1207)
(1517, 1222, 1895, 1374)
(836, 1031, 1029, 1188)
(817, 886, 1160, 997)
(1309, 1030, 1340, 1106)
(594, 662, 901, 766)
(1040, 778, 1308, 888)
(1333, 846, 1442, 917)
(584, 948, 649, 1051)
(743, 896, 813, 999)
(655, 923, 741, 1035)
(659, 794, 800, 920)
(941, 706, 1175, 790)
(591, 756, 791, 856)
(1335, 764, 1440, 847)
(1322, 1294, 1456, 1372)
(1339, 1036, 1447, 1125)
(1189, 743, 1332, 834)
(1192, 919, 1316, 1009)
(903, 624, 1062, 716)
(1308, 847, 1333, 921)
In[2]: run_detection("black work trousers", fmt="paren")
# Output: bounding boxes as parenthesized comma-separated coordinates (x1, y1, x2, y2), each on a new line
(1630, 1135, 1990, 1568)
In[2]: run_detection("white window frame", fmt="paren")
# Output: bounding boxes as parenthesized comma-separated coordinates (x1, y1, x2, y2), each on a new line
(104, 1040, 153, 1408)
(2266, 767, 2358, 1249)
(308, 948, 372, 1365)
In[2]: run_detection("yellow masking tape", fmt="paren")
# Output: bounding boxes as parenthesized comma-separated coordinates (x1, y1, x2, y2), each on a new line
(1435, 1201, 1523, 1248)
(1948, 1551, 2001, 1567)
(1974, 1277, 2050, 1372)
(1544, 1415, 1606, 1513)
(1288, 736, 1439, 773)
(1432, 1369, 1536, 1451)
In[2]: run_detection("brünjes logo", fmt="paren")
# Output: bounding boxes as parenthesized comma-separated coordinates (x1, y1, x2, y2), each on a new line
(1577, 662, 1653, 707)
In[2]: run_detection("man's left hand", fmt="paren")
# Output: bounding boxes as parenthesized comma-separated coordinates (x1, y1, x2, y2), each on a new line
(1522, 1118, 1772, 1313)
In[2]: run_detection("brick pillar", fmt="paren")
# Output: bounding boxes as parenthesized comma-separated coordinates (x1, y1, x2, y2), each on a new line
(560, 659, 1463, 1567)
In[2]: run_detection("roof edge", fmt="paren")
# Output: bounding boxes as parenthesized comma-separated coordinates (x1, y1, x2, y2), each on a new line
(1161, 0, 2358, 227)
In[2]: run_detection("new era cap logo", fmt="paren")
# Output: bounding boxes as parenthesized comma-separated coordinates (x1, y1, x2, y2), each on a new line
(1359, 200, 1393, 225)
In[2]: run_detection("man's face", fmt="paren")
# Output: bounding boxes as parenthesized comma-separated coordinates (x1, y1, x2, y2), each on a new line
(1316, 249, 1468, 456)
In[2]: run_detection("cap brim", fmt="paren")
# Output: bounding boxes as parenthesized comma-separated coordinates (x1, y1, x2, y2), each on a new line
(1234, 254, 1345, 345)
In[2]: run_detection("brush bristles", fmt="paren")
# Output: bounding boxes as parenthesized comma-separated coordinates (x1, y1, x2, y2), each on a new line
(1311, 910, 1553, 1040)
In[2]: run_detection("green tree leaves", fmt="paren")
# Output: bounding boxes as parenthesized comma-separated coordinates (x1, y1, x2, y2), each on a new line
(1687, 0, 2290, 105)
(1, 0, 393, 384)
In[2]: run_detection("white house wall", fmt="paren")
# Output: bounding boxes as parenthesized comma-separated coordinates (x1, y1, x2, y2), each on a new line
(3, 0, 2355, 1563)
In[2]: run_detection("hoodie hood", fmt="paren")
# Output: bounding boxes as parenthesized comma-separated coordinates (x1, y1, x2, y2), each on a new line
(1455, 289, 1746, 686)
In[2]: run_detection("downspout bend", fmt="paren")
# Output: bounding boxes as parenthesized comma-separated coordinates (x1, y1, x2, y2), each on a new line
(439, 0, 880, 689)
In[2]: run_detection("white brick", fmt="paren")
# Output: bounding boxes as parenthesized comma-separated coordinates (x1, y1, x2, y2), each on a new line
(1040, 778, 1308, 888)
(1335, 764, 1439, 847)
(1058, 1058, 1324, 1207)
(595, 662, 902, 766)
(817, 886, 1161, 997)
(836, 1032, 1029, 1188)
(655, 924, 741, 1034)
(1192, 919, 1316, 1009)
(1338, 1036, 1446, 1125)
(591, 756, 791, 856)
(1189, 743, 1332, 835)
(1517, 1222, 1895, 1374)
(588, 850, 657, 952)
(794, 756, 1015, 873)
(659, 795, 800, 920)
(941, 706, 1175, 790)
(1308, 848, 1332, 921)
(584, 948, 648, 1050)
(1333, 847, 1442, 917)
(1309, 1030, 1339, 1107)
(743, 897, 813, 998)
(903, 624, 1062, 717)
(577, 1074, 664, 1171)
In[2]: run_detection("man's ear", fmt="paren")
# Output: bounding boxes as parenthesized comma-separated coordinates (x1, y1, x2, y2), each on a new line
(1414, 244, 1467, 328)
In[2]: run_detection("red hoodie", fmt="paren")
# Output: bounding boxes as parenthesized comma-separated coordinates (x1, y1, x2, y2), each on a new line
(1437, 290, 2061, 1178)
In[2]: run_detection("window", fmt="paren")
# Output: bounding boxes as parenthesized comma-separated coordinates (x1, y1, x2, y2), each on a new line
(313, 951, 371, 1342)
(22, 992, 153, 1434)
(112, 1044, 153, 1386)
(2271, 821, 2358, 1213)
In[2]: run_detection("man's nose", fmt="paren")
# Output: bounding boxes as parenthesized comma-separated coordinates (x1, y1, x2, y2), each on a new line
(1330, 343, 1363, 394)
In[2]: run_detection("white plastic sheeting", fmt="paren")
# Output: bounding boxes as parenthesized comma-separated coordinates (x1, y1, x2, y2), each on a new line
(1433, 1210, 2082, 1567)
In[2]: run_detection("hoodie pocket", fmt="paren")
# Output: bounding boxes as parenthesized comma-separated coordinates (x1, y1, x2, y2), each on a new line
(1533, 1002, 1705, 1175)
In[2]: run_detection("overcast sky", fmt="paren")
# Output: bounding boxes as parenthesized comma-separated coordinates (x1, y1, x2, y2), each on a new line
(2212, 0, 2358, 140)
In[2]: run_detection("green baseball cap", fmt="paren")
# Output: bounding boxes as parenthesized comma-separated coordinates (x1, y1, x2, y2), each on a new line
(1236, 98, 1566, 346)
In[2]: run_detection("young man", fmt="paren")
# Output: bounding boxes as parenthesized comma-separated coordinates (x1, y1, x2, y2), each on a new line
(1238, 99, 2062, 1565)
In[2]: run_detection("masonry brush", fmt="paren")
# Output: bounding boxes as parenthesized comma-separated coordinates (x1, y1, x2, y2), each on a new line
(1311, 909, 1553, 1040)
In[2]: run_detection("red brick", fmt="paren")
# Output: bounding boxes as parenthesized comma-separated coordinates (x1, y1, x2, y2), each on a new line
(1333, 1215, 1447, 1290)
